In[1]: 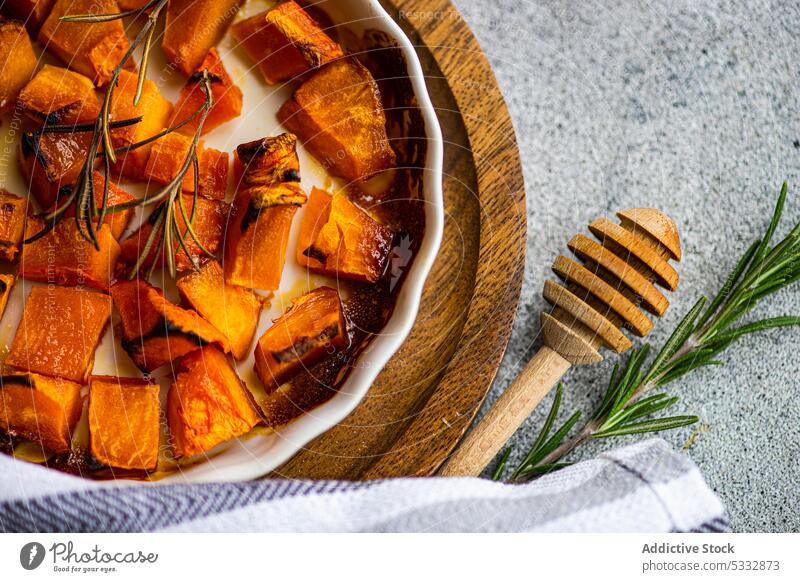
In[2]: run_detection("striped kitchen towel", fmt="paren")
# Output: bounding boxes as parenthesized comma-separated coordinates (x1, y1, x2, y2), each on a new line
(0, 438, 728, 532)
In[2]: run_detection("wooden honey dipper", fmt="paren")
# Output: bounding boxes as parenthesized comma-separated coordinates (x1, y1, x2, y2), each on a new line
(439, 208, 682, 476)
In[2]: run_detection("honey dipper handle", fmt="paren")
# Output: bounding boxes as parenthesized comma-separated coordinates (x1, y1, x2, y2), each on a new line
(438, 346, 571, 477)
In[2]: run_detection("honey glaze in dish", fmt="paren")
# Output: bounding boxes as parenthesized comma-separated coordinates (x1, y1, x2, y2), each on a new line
(0, 4, 429, 480)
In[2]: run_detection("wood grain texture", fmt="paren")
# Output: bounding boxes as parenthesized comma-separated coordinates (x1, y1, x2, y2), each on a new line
(270, 0, 527, 479)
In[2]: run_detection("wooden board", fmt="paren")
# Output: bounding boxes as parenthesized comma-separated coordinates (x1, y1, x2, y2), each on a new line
(272, 0, 527, 479)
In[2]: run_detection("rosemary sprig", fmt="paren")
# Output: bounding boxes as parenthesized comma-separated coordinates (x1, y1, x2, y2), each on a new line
(104, 71, 215, 279)
(27, 0, 215, 279)
(32, 0, 170, 250)
(504, 183, 800, 482)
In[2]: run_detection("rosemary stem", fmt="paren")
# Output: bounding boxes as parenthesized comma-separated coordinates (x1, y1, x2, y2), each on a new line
(531, 421, 598, 471)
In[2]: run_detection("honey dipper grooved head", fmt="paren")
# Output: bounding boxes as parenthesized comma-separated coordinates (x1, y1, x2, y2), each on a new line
(542, 208, 682, 365)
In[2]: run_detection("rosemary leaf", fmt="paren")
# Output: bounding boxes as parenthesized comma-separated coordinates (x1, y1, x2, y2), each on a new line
(491, 448, 512, 481)
(592, 416, 699, 439)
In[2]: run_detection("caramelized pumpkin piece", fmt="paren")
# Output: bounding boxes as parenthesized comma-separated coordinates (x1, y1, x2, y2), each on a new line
(0, 274, 16, 318)
(6, 286, 112, 383)
(170, 48, 243, 136)
(254, 286, 346, 392)
(18, 64, 101, 125)
(19, 129, 91, 209)
(231, 1, 343, 85)
(162, 0, 244, 76)
(1, 0, 56, 32)
(0, 17, 37, 116)
(167, 345, 261, 458)
(177, 260, 263, 360)
(224, 134, 306, 290)
(0, 189, 32, 261)
(110, 279, 230, 372)
(109, 69, 173, 179)
(297, 187, 393, 283)
(38, 0, 133, 86)
(143, 132, 229, 200)
(88, 376, 160, 470)
(20, 220, 121, 290)
(116, 0, 149, 9)
(0, 372, 83, 453)
(118, 195, 228, 274)
(278, 58, 396, 182)
(52, 171, 136, 240)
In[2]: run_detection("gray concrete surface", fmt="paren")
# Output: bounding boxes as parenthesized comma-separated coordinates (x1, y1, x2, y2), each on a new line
(451, 0, 800, 532)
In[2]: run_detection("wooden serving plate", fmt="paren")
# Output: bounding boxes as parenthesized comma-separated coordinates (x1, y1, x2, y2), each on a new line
(273, 0, 526, 479)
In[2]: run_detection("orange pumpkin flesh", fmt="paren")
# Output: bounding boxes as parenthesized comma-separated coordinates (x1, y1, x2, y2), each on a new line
(19, 129, 92, 210)
(143, 132, 229, 200)
(231, 1, 343, 85)
(254, 286, 346, 392)
(0, 17, 37, 116)
(0, 372, 83, 453)
(1, 0, 56, 32)
(278, 58, 395, 182)
(224, 134, 306, 291)
(109, 69, 173, 179)
(0, 274, 15, 318)
(297, 187, 393, 283)
(0, 189, 32, 261)
(118, 195, 228, 274)
(88, 376, 160, 471)
(20, 220, 120, 291)
(177, 260, 263, 360)
(6, 286, 112, 383)
(17, 64, 101, 124)
(110, 279, 230, 373)
(170, 48, 243, 136)
(167, 345, 261, 458)
(38, 0, 133, 87)
(162, 0, 244, 77)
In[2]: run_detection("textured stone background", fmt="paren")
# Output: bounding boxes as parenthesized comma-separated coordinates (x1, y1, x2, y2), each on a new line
(450, 0, 800, 532)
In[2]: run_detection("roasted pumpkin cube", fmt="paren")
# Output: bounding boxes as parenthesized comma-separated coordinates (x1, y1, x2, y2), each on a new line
(19, 129, 91, 209)
(143, 132, 229, 200)
(177, 260, 263, 360)
(197, 147, 230, 200)
(6, 286, 112, 383)
(234, 133, 303, 201)
(88, 376, 160, 470)
(0, 372, 83, 453)
(0, 189, 32, 261)
(224, 197, 299, 291)
(118, 195, 227, 274)
(162, 0, 244, 77)
(231, 1, 342, 85)
(254, 286, 346, 392)
(297, 187, 393, 283)
(223, 134, 305, 290)
(170, 48, 243, 136)
(0, 274, 16, 318)
(110, 279, 230, 372)
(18, 65, 101, 124)
(38, 0, 133, 86)
(167, 345, 260, 458)
(0, 17, 37, 116)
(109, 69, 173, 179)
(1, 0, 56, 32)
(51, 171, 136, 240)
(278, 58, 395, 182)
(20, 220, 121, 290)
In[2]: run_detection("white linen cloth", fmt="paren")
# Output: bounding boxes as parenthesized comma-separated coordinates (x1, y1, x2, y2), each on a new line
(0, 438, 727, 532)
